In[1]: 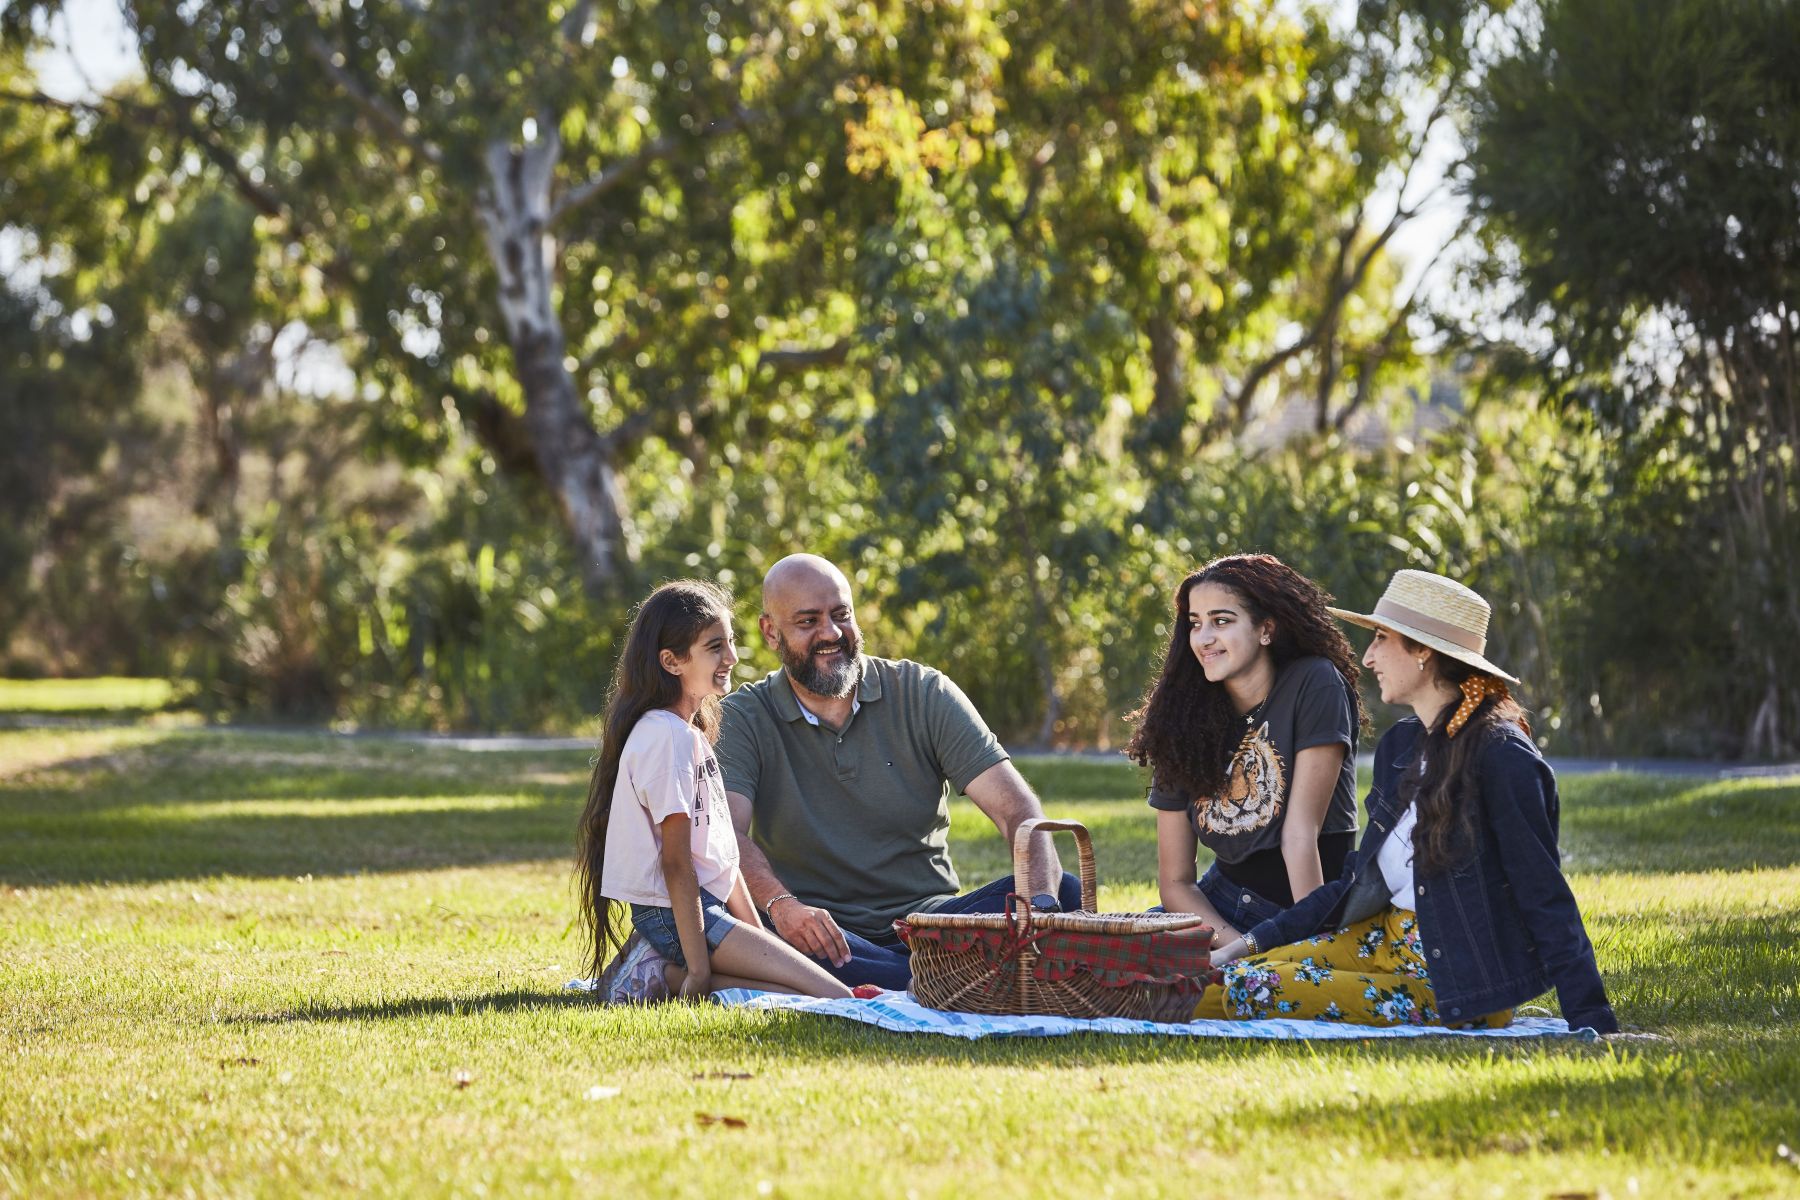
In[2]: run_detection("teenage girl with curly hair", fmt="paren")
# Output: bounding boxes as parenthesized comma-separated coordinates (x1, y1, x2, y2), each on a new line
(1199, 569, 1617, 1032)
(1127, 553, 1366, 946)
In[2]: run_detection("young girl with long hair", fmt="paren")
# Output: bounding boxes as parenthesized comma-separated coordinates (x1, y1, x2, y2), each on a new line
(1200, 569, 1618, 1032)
(1127, 554, 1365, 945)
(576, 580, 851, 1003)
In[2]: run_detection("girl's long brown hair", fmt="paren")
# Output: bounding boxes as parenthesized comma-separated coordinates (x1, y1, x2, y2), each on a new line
(576, 579, 732, 980)
(1400, 641, 1532, 875)
(1126, 553, 1364, 801)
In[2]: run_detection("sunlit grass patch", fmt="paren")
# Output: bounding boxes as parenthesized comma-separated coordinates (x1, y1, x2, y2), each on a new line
(0, 676, 194, 715)
(2, 730, 1797, 1197)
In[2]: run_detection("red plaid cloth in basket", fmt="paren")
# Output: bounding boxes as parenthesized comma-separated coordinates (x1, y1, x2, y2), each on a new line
(896, 922, 1217, 988)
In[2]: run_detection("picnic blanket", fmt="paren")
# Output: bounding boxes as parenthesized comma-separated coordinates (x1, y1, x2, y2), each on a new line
(712, 989, 1594, 1039)
(568, 979, 1593, 1040)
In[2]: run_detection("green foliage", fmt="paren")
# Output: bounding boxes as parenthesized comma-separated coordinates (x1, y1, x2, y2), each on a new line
(1465, 0, 1800, 755)
(3, 2, 1789, 755)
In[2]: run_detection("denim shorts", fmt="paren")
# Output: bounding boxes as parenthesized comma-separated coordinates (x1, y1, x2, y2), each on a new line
(1196, 862, 1284, 931)
(630, 887, 744, 968)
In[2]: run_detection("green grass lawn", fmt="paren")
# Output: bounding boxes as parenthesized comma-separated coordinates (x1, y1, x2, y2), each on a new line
(2, 727, 1797, 1197)
(0, 677, 194, 718)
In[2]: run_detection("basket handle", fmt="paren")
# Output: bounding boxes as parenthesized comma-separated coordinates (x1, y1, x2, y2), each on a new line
(1011, 817, 1097, 912)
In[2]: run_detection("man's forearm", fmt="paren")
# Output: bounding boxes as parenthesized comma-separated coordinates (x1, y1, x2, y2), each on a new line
(1016, 823, 1061, 896)
(965, 763, 1064, 895)
(732, 831, 791, 910)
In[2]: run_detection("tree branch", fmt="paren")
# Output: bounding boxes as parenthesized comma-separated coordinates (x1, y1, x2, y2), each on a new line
(1007, 138, 1058, 236)
(446, 385, 540, 480)
(551, 104, 760, 225)
(1224, 208, 1360, 426)
(1, 86, 291, 220)
(757, 338, 853, 373)
(297, 12, 442, 166)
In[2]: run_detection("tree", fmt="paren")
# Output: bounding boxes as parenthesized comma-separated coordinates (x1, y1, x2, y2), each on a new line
(2, 0, 923, 596)
(1465, 0, 1800, 756)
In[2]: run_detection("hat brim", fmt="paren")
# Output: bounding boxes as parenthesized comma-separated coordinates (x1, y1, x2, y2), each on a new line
(1327, 606, 1522, 686)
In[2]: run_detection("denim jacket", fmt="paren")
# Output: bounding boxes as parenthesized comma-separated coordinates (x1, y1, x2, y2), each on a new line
(1245, 717, 1619, 1033)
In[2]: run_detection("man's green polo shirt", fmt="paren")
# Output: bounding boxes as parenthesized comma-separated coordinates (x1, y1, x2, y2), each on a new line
(716, 656, 1009, 941)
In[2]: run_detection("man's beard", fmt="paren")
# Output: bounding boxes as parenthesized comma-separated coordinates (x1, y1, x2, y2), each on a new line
(778, 628, 863, 698)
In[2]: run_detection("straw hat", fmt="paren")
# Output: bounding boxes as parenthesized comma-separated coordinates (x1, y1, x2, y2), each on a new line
(1327, 570, 1520, 686)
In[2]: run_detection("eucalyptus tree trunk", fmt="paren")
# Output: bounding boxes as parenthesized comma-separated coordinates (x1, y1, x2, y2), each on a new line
(476, 131, 631, 597)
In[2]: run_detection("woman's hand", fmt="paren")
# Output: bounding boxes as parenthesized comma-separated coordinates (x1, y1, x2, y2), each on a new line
(678, 969, 713, 1000)
(1209, 937, 1249, 968)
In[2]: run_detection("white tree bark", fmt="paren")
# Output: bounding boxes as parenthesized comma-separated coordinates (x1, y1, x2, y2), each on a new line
(476, 128, 632, 595)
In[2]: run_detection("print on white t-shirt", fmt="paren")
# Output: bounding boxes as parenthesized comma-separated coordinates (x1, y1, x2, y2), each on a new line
(599, 709, 739, 907)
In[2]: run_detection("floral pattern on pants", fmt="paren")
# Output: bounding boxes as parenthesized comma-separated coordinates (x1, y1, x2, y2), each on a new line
(1192, 906, 1513, 1028)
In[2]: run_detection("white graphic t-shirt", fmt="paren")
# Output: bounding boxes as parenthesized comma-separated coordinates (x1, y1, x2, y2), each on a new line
(600, 708, 739, 906)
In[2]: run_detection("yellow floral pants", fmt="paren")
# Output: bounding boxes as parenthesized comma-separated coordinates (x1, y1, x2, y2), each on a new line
(1193, 906, 1513, 1028)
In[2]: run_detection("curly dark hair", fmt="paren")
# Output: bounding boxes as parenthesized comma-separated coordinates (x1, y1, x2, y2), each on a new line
(1401, 645, 1532, 875)
(1126, 553, 1364, 802)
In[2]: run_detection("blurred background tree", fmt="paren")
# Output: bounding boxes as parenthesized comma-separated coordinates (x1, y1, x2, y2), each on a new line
(1, 0, 1792, 757)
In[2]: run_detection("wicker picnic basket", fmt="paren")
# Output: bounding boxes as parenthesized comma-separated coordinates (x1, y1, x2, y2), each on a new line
(894, 818, 1221, 1023)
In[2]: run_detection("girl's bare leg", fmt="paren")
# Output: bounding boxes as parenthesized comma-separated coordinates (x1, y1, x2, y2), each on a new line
(697, 925, 852, 998)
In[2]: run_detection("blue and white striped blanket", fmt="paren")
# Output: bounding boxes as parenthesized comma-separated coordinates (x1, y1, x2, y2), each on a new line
(707, 988, 1594, 1041)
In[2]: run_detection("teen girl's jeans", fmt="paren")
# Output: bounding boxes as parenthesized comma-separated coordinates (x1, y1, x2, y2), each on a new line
(1197, 862, 1284, 932)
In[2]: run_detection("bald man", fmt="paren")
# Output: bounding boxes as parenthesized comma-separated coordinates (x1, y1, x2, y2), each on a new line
(717, 554, 1079, 990)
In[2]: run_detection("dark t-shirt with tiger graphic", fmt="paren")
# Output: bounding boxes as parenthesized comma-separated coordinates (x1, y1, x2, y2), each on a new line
(1146, 655, 1358, 866)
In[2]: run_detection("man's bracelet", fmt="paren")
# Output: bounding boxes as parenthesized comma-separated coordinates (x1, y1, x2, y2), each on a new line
(767, 893, 799, 910)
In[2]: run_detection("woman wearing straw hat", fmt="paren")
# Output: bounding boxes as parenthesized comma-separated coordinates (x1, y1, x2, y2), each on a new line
(1198, 569, 1619, 1032)
(1127, 554, 1366, 947)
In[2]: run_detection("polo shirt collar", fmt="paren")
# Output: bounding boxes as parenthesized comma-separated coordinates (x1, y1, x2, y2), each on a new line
(773, 658, 883, 723)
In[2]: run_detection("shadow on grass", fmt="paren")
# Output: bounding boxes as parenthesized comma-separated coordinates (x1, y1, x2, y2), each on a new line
(253, 990, 588, 1024)
(0, 729, 593, 885)
(4, 732, 1796, 888)
(1595, 909, 1800, 1030)
(1559, 773, 1800, 873)
(1230, 1036, 1800, 1163)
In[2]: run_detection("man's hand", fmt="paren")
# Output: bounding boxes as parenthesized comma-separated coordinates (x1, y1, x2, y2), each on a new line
(768, 896, 851, 967)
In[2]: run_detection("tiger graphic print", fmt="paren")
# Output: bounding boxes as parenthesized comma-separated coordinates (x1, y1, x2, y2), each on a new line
(1192, 720, 1286, 837)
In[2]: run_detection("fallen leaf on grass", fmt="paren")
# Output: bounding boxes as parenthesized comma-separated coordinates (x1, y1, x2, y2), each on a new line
(219, 1057, 260, 1068)
(452, 1069, 474, 1089)
(1547, 1191, 1601, 1200)
(692, 1071, 754, 1081)
(585, 1086, 622, 1101)
(696, 1112, 748, 1129)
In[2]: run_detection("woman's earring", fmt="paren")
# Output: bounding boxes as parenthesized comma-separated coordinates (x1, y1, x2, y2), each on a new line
(1260, 636, 1270, 646)
(1416, 657, 1427, 673)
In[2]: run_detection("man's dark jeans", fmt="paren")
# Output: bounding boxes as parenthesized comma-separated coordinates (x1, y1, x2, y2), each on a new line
(786, 871, 1085, 991)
